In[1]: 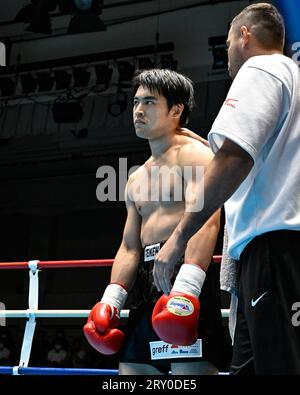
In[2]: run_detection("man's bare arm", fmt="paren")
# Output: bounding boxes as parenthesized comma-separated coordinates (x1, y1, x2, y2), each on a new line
(110, 179, 142, 290)
(83, 178, 142, 354)
(184, 209, 220, 270)
(154, 138, 253, 293)
(178, 139, 253, 242)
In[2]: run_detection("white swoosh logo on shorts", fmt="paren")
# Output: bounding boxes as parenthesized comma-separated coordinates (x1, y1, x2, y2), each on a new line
(251, 291, 268, 307)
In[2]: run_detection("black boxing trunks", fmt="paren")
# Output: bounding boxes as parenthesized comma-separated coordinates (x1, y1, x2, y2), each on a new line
(119, 241, 228, 372)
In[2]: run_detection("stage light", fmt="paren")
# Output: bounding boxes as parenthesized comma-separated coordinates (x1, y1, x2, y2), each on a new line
(117, 61, 135, 83)
(208, 36, 228, 70)
(160, 54, 178, 70)
(52, 100, 83, 123)
(54, 69, 72, 90)
(36, 71, 55, 92)
(67, 0, 106, 33)
(108, 91, 127, 117)
(212, 47, 228, 69)
(0, 77, 15, 97)
(74, 0, 93, 10)
(73, 0, 103, 13)
(94, 64, 113, 89)
(21, 74, 38, 94)
(73, 67, 91, 87)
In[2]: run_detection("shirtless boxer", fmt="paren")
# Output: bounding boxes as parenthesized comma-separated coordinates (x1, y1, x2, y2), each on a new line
(84, 69, 225, 375)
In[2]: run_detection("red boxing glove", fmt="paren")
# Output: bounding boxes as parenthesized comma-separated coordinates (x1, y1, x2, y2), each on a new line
(83, 283, 127, 355)
(83, 302, 124, 355)
(152, 291, 200, 345)
(152, 263, 206, 345)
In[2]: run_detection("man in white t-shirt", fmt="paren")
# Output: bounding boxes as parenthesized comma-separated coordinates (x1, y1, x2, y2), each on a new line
(153, 3, 300, 374)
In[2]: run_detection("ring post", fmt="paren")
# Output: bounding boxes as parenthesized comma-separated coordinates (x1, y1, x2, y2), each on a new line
(14, 260, 40, 374)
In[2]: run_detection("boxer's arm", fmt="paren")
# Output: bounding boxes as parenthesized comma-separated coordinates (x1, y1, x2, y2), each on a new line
(151, 213, 220, 344)
(83, 178, 142, 355)
(184, 208, 220, 271)
(110, 180, 142, 290)
(182, 142, 220, 270)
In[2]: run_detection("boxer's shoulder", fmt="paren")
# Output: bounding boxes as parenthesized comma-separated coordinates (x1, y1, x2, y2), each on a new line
(176, 136, 214, 167)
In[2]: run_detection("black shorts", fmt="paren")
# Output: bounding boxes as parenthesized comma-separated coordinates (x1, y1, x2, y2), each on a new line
(119, 244, 227, 372)
(231, 230, 300, 375)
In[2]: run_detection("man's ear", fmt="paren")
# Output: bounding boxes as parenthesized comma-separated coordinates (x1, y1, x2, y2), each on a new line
(172, 104, 184, 118)
(240, 25, 250, 47)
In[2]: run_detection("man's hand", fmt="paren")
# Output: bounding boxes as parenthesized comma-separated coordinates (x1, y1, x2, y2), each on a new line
(153, 234, 186, 294)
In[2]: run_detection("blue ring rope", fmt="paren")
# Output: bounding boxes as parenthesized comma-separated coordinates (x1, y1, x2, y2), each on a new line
(0, 366, 118, 375)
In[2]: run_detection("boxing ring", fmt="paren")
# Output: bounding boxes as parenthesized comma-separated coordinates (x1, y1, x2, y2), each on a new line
(0, 256, 228, 375)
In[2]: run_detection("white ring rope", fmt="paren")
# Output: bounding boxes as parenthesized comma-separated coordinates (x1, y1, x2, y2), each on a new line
(0, 308, 229, 318)
(0, 256, 228, 373)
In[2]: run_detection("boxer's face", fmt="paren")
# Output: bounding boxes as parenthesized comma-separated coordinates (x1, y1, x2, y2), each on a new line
(133, 86, 178, 140)
(227, 26, 244, 79)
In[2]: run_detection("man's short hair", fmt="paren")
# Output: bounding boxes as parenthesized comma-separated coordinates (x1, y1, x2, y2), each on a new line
(231, 3, 285, 50)
(132, 69, 195, 126)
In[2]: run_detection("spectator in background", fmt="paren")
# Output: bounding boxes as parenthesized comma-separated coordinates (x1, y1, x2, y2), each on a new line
(70, 337, 87, 368)
(46, 340, 67, 367)
(0, 340, 10, 365)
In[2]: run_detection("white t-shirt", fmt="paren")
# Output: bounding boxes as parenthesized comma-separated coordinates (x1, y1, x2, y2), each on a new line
(208, 54, 300, 260)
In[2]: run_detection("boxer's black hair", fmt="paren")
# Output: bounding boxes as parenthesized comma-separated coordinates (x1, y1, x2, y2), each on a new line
(132, 69, 195, 126)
